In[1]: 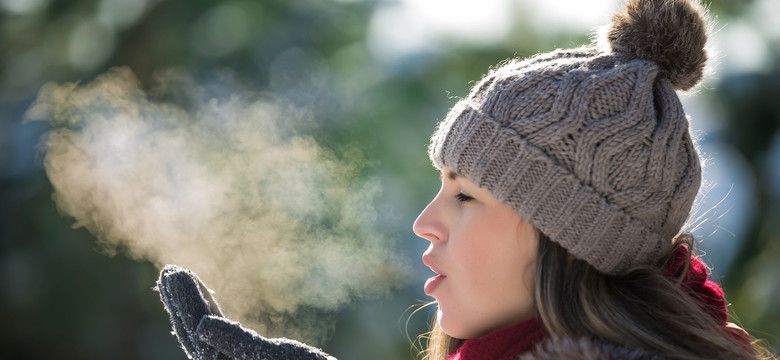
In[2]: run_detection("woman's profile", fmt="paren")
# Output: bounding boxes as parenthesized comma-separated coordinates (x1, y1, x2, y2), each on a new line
(156, 0, 777, 358)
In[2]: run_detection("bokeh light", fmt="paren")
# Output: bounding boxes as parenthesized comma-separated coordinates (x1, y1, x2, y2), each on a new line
(1, 0, 778, 359)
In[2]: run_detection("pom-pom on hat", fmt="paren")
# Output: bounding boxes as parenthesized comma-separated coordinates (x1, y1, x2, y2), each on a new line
(428, 0, 710, 274)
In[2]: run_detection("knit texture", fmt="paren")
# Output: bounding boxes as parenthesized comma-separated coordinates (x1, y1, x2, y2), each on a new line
(157, 265, 229, 359)
(428, 0, 708, 274)
(197, 315, 335, 360)
(156, 265, 336, 360)
(447, 318, 546, 360)
(659, 245, 756, 355)
(662, 244, 727, 325)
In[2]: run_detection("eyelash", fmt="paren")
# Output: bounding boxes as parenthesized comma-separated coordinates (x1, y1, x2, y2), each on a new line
(455, 193, 473, 202)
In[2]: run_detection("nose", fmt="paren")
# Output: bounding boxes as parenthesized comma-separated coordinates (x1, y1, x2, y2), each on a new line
(413, 193, 445, 243)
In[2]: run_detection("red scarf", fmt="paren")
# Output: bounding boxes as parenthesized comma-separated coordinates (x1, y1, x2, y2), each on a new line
(664, 244, 754, 352)
(446, 318, 546, 360)
(663, 244, 727, 324)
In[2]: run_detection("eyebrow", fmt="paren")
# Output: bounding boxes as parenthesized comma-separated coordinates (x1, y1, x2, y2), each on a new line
(440, 170, 461, 181)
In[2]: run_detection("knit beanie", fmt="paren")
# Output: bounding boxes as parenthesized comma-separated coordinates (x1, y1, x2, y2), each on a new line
(428, 0, 709, 274)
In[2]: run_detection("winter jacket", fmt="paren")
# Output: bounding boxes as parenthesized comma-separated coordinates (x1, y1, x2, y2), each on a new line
(523, 337, 667, 360)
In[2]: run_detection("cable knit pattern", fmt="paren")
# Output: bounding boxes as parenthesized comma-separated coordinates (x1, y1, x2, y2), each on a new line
(429, 48, 701, 274)
(428, 0, 709, 274)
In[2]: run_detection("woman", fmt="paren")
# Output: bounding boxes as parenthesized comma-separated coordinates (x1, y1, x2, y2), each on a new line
(411, 0, 772, 356)
(157, 0, 776, 358)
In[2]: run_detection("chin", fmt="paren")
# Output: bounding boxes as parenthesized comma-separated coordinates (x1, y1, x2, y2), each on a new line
(437, 309, 478, 339)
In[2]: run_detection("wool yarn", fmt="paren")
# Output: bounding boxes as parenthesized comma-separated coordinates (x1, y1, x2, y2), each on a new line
(428, 0, 709, 274)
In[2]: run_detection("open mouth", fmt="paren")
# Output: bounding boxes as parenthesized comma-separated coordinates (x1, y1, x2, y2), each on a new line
(422, 253, 445, 295)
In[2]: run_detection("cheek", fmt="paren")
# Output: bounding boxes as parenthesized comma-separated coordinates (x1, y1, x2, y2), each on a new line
(461, 213, 538, 323)
(454, 212, 536, 293)
(454, 209, 523, 263)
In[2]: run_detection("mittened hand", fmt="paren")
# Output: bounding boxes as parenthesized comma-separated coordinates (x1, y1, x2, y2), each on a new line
(196, 315, 336, 360)
(156, 265, 336, 360)
(157, 265, 227, 360)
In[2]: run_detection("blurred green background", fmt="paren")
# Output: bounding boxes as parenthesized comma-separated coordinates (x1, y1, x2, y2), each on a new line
(1, 0, 778, 359)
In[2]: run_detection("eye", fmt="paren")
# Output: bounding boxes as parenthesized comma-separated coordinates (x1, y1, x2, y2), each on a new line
(455, 192, 473, 202)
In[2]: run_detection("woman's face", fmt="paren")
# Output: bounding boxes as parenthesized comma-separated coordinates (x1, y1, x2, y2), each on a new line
(413, 167, 539, 339)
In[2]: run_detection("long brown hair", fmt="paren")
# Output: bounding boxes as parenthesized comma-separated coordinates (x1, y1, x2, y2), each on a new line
(419, 232, 774, 360)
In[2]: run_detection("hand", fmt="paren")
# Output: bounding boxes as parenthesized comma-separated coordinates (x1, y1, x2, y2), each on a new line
(156, 265, 336, 360)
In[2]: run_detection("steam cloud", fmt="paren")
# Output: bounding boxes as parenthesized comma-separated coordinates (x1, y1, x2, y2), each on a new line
(26, 67, 404, 345)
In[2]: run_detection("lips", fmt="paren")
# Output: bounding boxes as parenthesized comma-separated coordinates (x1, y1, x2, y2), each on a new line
(422, 253, 446, 296)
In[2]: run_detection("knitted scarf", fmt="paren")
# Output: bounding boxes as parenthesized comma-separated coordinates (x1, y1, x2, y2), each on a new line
(446, 318, 546, 360)
(663, 244, 727, 324)
(664, 244, 754, 352)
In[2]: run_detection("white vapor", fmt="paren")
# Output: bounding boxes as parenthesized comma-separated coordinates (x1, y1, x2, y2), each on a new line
(26, 67, 404, 345)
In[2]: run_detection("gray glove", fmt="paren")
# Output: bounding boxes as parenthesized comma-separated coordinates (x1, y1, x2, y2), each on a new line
(156, 264, 336, 360)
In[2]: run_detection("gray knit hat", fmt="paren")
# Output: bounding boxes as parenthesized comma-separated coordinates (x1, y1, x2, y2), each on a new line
(428, 0, 709, 274)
